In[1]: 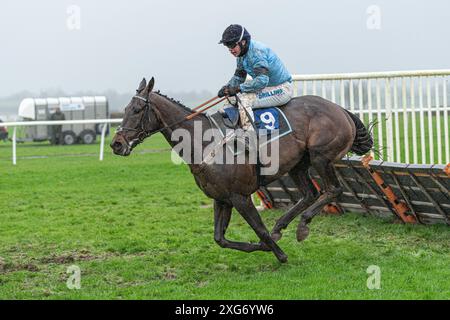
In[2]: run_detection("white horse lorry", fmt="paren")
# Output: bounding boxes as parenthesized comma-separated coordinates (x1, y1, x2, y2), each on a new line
(18, 96, 109, 145)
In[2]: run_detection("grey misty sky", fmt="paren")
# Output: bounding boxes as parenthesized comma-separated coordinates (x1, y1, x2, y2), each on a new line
(0, 0, 448, 97)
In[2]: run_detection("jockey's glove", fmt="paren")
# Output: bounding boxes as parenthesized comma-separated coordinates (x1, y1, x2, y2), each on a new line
(225, 86, 240, 97)
(218, 85, 228, 98)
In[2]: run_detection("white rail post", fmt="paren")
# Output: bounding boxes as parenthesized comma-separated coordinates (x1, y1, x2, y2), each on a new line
(340, 80, 345, 107)
(376, 79, 383, 160)
(419, 77, 426, 163)
(367, 79, 374, 159)
(385, 78, 394, 162)
(426, 77, 434, 163)
(401, 77, 409, 163)
(367, 79, 373, 124)
(293, 81, 298, 97)
(99, 122, 108, 161)
(331, 80, 336, 103)
(410, 78, 418, 164)
(321, 81, 327, 99)
(358, 79, 364, 119)
(349, 79, 355, 112)
(443, 77, 449, 163)
(434, 78, 442, 164)
(393, 78, 400, 162)
(12, 126, 17, 165)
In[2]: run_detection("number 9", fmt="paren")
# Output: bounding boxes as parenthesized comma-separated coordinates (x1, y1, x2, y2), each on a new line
(260, 112, 275, 130)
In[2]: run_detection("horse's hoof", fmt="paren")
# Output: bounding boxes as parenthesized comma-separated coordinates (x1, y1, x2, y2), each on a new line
(296, 225, 310, 242)
(271, 231, 282, 242)
(277, 253, 288, 263)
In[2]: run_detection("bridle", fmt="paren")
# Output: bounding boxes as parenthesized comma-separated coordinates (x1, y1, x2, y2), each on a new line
(116, 95, 154, 150)
(115, 94, 227, 150)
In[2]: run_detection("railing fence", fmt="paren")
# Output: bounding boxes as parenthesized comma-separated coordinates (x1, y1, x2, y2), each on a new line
(2, 119, 122, 165)
(292, 69, 450, 164)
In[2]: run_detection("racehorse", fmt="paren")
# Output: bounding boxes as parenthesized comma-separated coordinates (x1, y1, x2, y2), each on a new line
(111, 77, 373, 263)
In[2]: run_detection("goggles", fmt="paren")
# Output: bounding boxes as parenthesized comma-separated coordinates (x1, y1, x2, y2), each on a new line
(224, 41, 239, 49)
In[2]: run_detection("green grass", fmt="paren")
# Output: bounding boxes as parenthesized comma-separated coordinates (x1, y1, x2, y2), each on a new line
(0, 135, 449, 299)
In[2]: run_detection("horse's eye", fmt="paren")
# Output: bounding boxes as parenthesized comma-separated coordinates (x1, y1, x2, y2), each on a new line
(132, 106, 141, 114)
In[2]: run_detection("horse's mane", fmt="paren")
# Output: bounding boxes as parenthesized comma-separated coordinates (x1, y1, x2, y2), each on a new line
(154, 91, 193, 114)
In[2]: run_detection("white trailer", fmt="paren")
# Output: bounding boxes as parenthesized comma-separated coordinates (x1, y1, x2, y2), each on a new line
(18, 96, 109, 144)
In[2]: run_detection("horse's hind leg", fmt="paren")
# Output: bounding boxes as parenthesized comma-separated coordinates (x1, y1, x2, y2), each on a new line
(296, 153, 343, 242)
(230, 194, 288, 263)
(270, 156, 319, 242)
(213, 199, 271, 253)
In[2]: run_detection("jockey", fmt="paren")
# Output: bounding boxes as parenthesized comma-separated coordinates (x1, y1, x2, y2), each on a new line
(218, 24, 293, 131)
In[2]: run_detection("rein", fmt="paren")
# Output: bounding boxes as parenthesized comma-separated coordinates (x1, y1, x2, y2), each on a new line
(116, 95, 226, 147)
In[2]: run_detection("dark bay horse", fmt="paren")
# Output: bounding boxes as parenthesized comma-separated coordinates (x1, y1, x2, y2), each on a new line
(111, 78, 373, 263)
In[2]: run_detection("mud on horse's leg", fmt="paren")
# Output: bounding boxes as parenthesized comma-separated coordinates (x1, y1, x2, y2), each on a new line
(296, 155, 342, 242)
(213, 200, 271, 253)
(230, 194, 288, 263)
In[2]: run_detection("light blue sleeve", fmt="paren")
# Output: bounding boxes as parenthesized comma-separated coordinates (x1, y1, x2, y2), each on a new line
(239, 49, 269, 93)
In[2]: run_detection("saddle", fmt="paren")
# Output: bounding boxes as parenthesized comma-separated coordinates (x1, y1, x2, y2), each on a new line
(209, 104, 293, 147)
(220, 106, 240, 129)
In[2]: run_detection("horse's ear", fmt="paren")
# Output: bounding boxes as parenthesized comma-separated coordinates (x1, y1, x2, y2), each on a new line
(137, 78, 147, 93)
(145, 77, 155, 95)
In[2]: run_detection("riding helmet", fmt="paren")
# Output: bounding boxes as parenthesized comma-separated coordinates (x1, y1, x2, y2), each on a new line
(218, 24, 251, 47)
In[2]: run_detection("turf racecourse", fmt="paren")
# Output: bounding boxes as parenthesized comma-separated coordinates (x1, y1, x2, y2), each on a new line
(0, 135, 449, 299)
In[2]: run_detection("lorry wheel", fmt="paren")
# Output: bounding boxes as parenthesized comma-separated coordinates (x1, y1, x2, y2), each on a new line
(80, 130, 96, 144)
(62, 131, 77, 145)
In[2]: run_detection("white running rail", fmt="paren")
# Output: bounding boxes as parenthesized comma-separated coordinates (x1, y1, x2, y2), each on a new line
(292, 69, 450, 164)
(1, 119, 122, 165)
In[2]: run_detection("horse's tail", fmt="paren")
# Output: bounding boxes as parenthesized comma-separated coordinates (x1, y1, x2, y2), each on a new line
(344, 109, 374, 155)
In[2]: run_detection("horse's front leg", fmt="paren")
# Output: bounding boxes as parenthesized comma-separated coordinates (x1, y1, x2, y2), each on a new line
(230, 194, 288, 263)
(213, 199, 270, 253)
